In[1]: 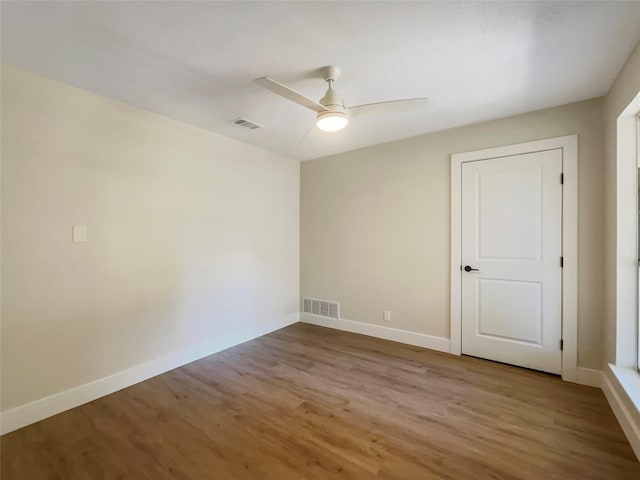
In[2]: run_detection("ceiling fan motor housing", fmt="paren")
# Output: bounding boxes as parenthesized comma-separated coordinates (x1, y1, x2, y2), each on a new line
(319, 85, 345, 113)
(317, 73, 348, 131)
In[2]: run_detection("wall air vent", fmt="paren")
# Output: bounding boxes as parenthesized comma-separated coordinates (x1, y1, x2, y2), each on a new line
(302, 296, 340, 320)
(231, 117, 264, 130)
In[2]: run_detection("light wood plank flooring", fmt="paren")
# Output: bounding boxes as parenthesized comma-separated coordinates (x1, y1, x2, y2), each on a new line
(2, 323, 639, 479)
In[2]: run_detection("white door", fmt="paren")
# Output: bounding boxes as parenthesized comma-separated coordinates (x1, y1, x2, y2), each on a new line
(461, 149, 563, 374)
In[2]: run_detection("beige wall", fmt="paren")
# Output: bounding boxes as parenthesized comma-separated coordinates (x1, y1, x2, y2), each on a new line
(1, 66, 300, 411)
(603, 40, 640, 366)
(301, 98, 604, 369)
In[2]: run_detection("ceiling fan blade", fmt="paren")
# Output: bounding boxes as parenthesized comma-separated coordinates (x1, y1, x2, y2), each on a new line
(298, 124, 317, 144)
(254, 77, 329, 113)
(346, 97, 429, 117)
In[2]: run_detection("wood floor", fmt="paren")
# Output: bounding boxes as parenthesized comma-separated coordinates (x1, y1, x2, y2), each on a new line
(2, 323, 639, 479)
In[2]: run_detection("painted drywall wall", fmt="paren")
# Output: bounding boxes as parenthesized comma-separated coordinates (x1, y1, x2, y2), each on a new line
(301, 98, 604, 369)
(603, 40, 640, 367)
(1, 66, 300, 411)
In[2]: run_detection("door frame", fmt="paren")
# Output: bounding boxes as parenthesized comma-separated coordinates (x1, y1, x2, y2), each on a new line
(450, 135, 578, 382)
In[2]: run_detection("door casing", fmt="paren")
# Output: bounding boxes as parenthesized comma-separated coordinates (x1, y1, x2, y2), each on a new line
(450, 135, 578, 383)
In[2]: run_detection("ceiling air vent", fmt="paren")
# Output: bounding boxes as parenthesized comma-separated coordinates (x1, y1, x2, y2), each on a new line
(231, 117, 264, 130)
(303, 296, 340, 320)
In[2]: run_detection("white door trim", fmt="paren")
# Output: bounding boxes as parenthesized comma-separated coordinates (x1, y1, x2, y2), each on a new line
(450, 135, 578, 383)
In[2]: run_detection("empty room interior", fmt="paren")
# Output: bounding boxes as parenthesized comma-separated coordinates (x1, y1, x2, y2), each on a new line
(2, 1, 640, 478)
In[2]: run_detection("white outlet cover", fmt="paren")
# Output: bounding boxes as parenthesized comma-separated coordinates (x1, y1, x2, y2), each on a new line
(72, 225, 87, 243)
(384, 311, 391, 322)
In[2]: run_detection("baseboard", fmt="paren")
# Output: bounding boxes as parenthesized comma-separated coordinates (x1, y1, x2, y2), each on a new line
(576, 367, 603, 388)
(300, 312, 451, 353)
(0, 312, 299, 435)
(0, 312, 613, 437)
(602, 365, 640, 461)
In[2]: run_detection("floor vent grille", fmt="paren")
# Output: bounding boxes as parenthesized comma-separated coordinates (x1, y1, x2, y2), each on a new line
(303, 297, 340, 320)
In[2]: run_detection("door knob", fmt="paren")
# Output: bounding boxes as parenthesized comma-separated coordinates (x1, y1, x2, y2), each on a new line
(464, 265, 479, 272)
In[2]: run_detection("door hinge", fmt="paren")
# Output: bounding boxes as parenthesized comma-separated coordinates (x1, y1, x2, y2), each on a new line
(560, 173, 564, 184)
(560, 256, 564, 268)
(460, 265, 462, 271)
(560, 339, 564, 351)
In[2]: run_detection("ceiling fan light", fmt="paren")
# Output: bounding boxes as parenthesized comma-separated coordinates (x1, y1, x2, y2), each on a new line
(316, 111, 348, 132)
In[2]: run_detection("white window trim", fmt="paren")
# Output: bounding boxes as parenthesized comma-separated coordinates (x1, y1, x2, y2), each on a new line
(602, 93, 640, 463)
(615, 92, 640, 369)
(450, 135, 578, 383)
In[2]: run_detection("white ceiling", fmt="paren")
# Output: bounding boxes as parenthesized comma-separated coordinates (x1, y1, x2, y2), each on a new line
(2, 1, 640, 161)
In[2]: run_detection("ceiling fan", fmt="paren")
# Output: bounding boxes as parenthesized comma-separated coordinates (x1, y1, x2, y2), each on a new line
(254, 66, 428, 132)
